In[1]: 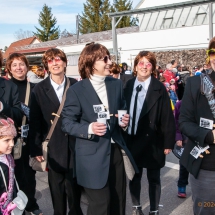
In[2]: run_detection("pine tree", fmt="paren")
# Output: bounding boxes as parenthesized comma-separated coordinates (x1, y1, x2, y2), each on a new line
(113, 0, 138, 28)
(79, 0, 112, 34)
(33, 4, 60, 41)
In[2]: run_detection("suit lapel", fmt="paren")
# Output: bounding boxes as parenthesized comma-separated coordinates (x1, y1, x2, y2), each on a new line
(139, 76, 161, 119)
(125, 78, 135, 112)
(0, 78, 5, 99)
(44, 78, 60, 109)
(105, 77, 116, 123)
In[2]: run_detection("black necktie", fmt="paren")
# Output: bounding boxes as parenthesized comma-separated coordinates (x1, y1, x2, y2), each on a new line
(131, 84, 142, 136)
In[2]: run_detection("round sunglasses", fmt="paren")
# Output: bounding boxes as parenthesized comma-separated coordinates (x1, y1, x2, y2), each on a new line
(47, 57, 62, 64)
(138, 61, 152, 68)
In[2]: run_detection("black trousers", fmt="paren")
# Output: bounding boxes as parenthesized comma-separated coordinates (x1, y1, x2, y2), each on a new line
(129, 167, 161, 211)
(48, 168, 83, 215)
(83, 144, 126, 215)
(178, 161, 189, 187)
(14, 145, 39, 213)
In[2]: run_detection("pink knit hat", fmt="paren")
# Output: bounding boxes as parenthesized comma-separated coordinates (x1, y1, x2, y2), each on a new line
(0, 117, 17, 137)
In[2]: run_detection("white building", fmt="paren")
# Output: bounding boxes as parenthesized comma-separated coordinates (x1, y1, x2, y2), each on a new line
(15, 0, 215, 79)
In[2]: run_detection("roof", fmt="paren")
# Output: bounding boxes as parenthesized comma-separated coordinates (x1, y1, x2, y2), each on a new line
(4, 36, 39, 58)
(14, 26, 139, 52)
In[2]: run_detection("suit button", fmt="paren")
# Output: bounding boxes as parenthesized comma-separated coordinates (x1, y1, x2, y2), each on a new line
(107, 153, 110, 156)
(65, 134, 67, 136)
(146, 134, 149, 136)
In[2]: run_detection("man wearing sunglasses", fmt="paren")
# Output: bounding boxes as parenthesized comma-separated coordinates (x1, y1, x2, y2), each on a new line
(0, 50, 22, 125)
(29, 48, 83, 215)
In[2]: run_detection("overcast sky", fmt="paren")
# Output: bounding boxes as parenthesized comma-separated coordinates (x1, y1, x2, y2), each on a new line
(0, 0, 140, 49)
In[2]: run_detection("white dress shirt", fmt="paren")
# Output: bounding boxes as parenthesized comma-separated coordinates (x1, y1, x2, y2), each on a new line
(50, 76, 65, 103)
(128, 76, 151, 135)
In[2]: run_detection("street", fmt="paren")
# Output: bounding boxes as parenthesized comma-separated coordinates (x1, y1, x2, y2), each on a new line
(31, 153, 193, 215)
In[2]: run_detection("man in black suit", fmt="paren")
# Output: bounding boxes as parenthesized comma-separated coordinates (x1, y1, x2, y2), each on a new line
(0, 50, 22, 124)
(29, 48, 83, 215)
(124, 51, 175, 215)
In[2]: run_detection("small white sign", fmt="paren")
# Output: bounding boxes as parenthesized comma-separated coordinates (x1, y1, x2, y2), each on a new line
(98, 111, 110, 120)
(199, 117, 213, 130)
(190, 146, 201, 159)
(93, 104, 105, 113)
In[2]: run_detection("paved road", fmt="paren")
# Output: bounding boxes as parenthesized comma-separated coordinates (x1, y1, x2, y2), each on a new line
(30, 153, 193, 215)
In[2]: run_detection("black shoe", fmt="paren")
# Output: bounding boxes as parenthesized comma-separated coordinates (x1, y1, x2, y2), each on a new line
(132, 207, 144, 215)
(149, 211, 159, 215)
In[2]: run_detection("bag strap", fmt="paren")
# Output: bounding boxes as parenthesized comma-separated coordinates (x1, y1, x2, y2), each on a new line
(22, 82, 31, 126)
(0, 166, 20, 192)
(0, 166, 8, 192)
(46, 77, 70, 141)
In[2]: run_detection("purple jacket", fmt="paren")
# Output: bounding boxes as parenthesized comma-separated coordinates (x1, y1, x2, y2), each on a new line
(174, 100, 182, 141)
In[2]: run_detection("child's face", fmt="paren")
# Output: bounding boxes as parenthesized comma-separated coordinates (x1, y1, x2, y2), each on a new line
(0, 136, 14, 154)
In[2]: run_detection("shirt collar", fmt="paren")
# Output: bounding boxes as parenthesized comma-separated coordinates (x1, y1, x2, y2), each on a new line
(134, 75, 151, 91)
(50, 75, 65, 91)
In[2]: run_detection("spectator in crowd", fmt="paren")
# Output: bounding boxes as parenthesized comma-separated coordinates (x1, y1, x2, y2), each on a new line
(121, 62, 128, 74)
(27, 66, 46, 84)
(171, 59, 178, 69)
(163, 63, 179, 84)
(61, 43, 138, 215)
(194, 65, 203, 76)
(6, 53, 42, 215)
(109, 62, 133, 88)
(0, 50, 22, 125)
(29, 48, 83, 215)
(124, 51, 175, 215)
(0, 68, 9, 80)
(169, 79, 178, 106)
(163, 64, 179, 95)
(179, 36, 215, 215)
(174, 100, 189, 198)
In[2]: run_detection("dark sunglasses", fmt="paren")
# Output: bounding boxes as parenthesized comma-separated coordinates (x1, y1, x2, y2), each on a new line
(97, 55, 111, 64)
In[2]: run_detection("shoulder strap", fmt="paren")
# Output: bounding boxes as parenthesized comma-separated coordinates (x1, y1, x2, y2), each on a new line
(22, 82, 31, 126)
(0, 166, 8, 192)
(46, 77, 70, 141)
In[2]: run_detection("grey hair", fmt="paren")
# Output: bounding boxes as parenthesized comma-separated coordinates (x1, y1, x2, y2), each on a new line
(166, 63, 172, 70)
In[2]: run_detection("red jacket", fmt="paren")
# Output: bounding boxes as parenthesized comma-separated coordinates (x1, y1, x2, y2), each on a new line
(163, 70, 178, 89)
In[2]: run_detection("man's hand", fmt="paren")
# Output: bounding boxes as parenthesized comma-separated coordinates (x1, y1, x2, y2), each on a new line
(164, 149, 172, 155)
(35, 156, 44, 162)
(176, 140, 183, 147)
(92, 122, 107, 136)
(115, 113, 130, 127)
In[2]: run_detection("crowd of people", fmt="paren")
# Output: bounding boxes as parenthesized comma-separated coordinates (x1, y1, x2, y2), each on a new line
(0, 37, 215, 215)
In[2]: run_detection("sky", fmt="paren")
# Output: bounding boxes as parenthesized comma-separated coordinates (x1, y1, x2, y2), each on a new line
(0, 0, 140, 49)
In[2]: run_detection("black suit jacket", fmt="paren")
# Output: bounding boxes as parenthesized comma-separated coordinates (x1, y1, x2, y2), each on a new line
(29, 77, 77, 173)
(62, 77, 138, 189)
(0, 78, 22, 125)
(179, 75, 214, 178)
(124, 76, 176, 169)
(119, 73, 133, 88)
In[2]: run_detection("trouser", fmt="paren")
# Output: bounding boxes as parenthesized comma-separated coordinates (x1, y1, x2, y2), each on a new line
(48, 168, 83, 215)
(83, 144, 126, 215)
(14, 145, 39, 213)
(178, 161, 189, 187)
(129, 167, 161, 211)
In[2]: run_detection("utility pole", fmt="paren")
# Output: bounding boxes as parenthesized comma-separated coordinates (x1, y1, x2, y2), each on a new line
(76, 15, 80, 44)
(112, 17, 118, 63)
(209, 3, 213, 40)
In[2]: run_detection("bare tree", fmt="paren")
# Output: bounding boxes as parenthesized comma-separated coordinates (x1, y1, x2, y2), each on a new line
(60, 29, 74, 38)
(14, 29, 34, 40)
